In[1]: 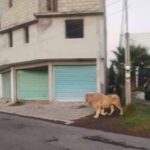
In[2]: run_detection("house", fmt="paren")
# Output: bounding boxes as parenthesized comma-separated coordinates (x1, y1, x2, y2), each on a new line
(0, 0, 107, 103)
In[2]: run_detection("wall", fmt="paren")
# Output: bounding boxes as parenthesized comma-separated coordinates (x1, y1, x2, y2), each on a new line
(0, 0, 104, 29)
(38, 0, 104, 13)
(0, 74, 2, 98)
(0, 0, 39, 28)
(58, 0, 104, 12)
(0, 16, 103, 66)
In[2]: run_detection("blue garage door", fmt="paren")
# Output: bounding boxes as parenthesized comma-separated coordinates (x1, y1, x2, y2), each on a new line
(17, 68, 48, 100)
(54, 65, 96, 101)
(2, 72, 11, 99)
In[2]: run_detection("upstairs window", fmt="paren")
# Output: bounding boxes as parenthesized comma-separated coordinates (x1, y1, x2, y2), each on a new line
(65, 19, 84, 39)
(8, 0, 13, 8)
(47, 0, 58, 12)
(24, 26, 29, 43)
(8, 31, 13, 47)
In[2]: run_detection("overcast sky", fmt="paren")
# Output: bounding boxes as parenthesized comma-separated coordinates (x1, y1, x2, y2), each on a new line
(106, 0, 150, 63)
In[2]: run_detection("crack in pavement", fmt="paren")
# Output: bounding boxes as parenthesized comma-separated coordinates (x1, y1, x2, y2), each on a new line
(46, 136, 59, 143)
(83, 136, 150, 150)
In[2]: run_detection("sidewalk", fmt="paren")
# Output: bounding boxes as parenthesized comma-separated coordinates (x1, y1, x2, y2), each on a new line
(0, 100, 93, 124)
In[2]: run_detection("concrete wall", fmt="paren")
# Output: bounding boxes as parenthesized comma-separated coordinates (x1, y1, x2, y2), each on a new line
(0, 0, 104, 29)
(0, 74, 2, 98)
(39, 0, 104, 13)
(0, 16, 103, 66)
(0, 1, 107, 94)
(58, 0, 104, 12)
(0, 0, 39, 28)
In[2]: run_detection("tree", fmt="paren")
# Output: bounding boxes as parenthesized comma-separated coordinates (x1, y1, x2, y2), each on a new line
(110, 45, 150, 86)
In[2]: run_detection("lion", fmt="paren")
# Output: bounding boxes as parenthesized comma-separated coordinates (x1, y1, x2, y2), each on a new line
(85, 92, 123, 118)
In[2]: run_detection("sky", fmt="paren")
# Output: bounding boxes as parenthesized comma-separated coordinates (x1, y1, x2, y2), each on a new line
(106, 0, 150, 64)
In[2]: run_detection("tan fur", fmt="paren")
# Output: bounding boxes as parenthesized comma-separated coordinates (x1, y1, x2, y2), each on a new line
(85, 92, 123, 118)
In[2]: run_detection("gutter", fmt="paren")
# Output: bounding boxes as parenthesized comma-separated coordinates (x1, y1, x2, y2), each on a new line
(34, 11, 104, 18)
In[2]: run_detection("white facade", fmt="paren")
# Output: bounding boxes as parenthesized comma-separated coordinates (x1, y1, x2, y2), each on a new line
(0, 16, 104, 65)
(0, 0, 107, 102)
(0, 74, 2, 98)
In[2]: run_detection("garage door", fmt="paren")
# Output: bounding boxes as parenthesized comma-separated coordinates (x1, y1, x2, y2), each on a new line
(2, 72, 11, 98)
(54, 65, 96, 101)
(17, 68, 48, 100)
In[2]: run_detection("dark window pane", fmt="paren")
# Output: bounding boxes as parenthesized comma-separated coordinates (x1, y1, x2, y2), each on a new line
(9, 0, 13, 8)
(9, 31, 13, 47)
(65, 20, 84, 38)
(24, 27, 29, 43)
(47, 0, 58, 11)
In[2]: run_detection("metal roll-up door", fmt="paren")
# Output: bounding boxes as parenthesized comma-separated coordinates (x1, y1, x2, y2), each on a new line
(2, 72, 11, 99)
(54, 65, 96, 101)
(17, 68, 48, 100)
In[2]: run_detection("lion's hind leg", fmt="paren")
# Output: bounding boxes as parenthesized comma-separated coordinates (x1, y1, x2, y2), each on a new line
(108, 105, 115, 116)
(114, 102, 123, 115)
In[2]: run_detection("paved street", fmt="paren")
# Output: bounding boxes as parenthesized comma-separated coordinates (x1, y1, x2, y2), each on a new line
(0, 113, 150, 150)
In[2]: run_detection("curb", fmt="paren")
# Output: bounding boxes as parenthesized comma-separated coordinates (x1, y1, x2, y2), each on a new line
(0, 111, 74, 125)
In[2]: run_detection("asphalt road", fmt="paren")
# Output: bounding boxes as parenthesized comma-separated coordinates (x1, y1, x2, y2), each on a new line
(0, 113, 149, 150)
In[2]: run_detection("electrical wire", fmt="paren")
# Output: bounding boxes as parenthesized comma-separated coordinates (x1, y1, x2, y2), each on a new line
(107, 0, 121, 7)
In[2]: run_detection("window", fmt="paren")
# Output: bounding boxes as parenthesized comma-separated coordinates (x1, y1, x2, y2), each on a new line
(47, 0, 57, 11)
(24, 26, 29, 43)
(65, 20, 84, 38)
(8, 0, 13, 8)
(8, 31, 13, 47)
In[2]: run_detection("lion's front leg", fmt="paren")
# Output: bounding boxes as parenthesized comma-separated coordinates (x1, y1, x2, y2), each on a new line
(93, 107, 101, 118)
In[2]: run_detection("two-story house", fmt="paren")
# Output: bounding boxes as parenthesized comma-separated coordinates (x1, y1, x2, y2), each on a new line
(0, 0, 107, 103)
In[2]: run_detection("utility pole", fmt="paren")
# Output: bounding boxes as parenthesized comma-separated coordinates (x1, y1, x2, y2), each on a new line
(124, 0, 131, 105)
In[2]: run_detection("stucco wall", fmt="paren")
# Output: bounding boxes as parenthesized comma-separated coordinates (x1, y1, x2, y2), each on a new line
(0, 0, 39, 28)
(58, 0, 104, 12)
(0, 16, 103, 66)
(0, 74, 2, 98)
(0, 0, 104, 29)
(38, 0, 104, 13)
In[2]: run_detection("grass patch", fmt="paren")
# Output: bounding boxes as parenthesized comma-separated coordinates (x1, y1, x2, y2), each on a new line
(73, 103, 150, 138)
(119, 104, 150, 130)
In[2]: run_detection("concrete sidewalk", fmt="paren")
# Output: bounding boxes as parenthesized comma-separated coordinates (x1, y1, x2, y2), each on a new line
(0, 100, 93, 124)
